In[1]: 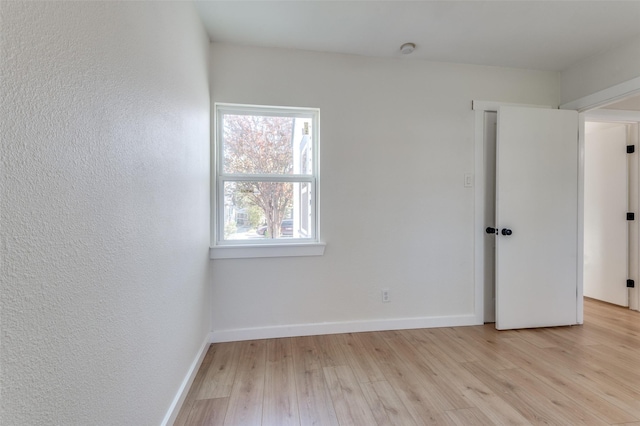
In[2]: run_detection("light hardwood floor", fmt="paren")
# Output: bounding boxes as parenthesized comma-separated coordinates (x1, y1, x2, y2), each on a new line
(174, 299, 640, 425)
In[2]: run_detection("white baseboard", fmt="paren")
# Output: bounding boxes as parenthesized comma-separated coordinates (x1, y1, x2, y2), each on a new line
(210, 314, 479, 343)
(161, 332, 212, 426)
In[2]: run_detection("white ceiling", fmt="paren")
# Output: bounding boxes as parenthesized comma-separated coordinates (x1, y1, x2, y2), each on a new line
(194, 1, 640, 72)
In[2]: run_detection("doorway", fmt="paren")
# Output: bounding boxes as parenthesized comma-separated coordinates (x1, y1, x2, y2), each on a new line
(482, 111, 497, 322)
(583, 96, 640, 311)
(583, 119, 638, 307)
(475, 92, 640, 326)
(475, 104, 579, 328)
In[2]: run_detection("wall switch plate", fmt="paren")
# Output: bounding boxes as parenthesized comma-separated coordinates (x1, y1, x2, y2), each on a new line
(464, 173, 473, 188)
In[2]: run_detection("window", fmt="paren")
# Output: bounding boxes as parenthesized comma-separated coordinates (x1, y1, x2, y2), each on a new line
(211, 104, 323, 258)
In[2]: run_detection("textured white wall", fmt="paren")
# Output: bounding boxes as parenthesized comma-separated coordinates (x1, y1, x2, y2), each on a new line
(561, 35, 640, 105)
(209, 43, 559, 339)
(1, 2, 210, 425)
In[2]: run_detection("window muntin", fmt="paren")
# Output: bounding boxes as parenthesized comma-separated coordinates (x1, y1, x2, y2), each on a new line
(215, 104, 319, 245)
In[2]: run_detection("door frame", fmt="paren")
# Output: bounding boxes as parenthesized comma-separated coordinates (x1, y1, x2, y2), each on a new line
(473, 76, 640, 324)
(562, 77, 640, 315)
(472, 101, 554, 324)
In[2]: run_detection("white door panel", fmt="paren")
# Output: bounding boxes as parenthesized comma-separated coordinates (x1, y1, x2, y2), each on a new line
(584, 123, 628, 307)
(496, 106, 578, 330)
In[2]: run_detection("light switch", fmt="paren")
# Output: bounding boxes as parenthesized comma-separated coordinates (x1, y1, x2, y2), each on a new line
(464, 173, 473, 188)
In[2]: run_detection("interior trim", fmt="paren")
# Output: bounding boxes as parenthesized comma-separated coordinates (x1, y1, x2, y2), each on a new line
(210, 242, 326, 259)
(161, 333, 212, 426)
(583, 109, 640, 123)
(210, 314, 479, 343)
(560, 76, 640, 112)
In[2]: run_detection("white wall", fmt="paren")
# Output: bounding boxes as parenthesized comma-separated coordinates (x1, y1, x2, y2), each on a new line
(561, 35, 640, 105)
(209, 43, 559, 340)
(1, 2, 210, 425)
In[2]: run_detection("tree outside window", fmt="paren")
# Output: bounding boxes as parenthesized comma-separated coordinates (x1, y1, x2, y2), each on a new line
(215, 104, 318, 244)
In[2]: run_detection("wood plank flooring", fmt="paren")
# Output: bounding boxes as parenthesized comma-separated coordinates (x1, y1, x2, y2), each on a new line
(174, 299, 640, 425)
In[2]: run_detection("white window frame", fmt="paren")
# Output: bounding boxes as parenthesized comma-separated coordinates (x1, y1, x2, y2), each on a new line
(210, 103, 325, 259)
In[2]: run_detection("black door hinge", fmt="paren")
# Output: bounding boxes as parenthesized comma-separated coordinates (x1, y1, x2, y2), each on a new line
(628, 212, 635, 221)
(628, 145, 635, 154)
(627, 279, 635, 288)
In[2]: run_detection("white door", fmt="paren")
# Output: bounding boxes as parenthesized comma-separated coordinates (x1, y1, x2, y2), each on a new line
(495, 106, 579, 330)
(584, 123, 629, 307)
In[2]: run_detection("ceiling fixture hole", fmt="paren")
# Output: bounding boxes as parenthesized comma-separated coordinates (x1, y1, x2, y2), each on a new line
(400, 43, 416, 54)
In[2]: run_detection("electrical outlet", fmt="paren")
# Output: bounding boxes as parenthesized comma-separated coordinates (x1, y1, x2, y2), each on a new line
(382, 289, 390, 303)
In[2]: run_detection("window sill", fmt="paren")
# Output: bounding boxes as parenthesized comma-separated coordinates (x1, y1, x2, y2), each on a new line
(210, 242, 326, 259)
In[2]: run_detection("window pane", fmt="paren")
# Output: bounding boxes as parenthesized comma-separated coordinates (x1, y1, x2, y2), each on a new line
(294, 182, 312, 238)
(222, 181, 313, 240)
(222, 114, 313, 175)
